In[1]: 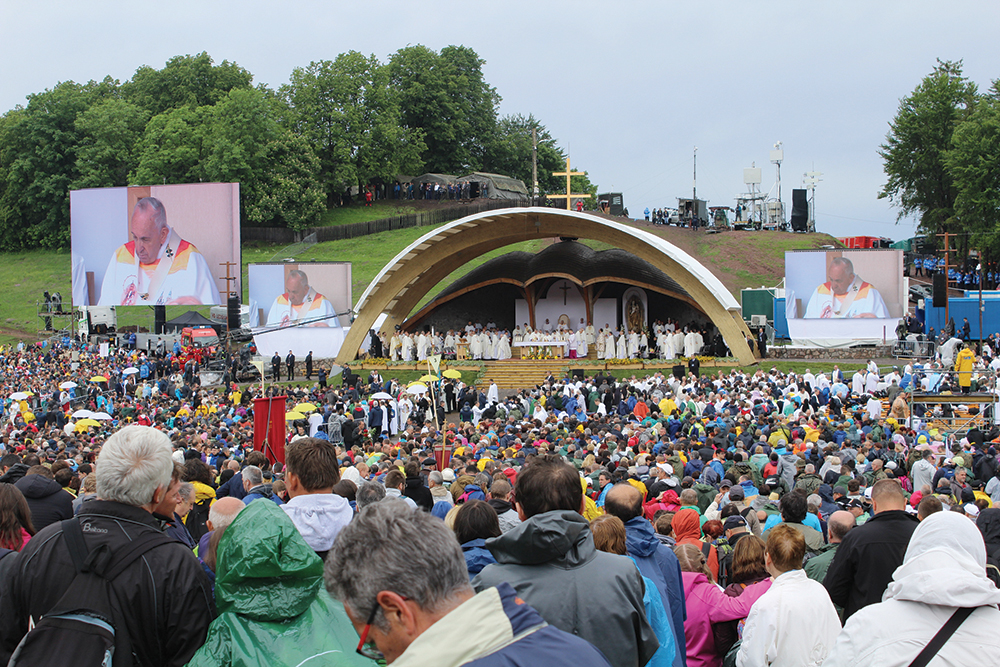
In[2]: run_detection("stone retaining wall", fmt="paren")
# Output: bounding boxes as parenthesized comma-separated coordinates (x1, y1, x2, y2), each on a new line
(767, 345, 894, 360)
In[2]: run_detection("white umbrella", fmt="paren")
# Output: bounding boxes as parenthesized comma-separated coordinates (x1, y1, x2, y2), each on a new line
(91, 412, 113, 420)
(9, 392, 28, 401)
(370, 391, 393, 400)
(72, 409, 93, 419)
(60, 381, 78, 389)
(406, 384, 428, 395)
(123, 368, 140, 375)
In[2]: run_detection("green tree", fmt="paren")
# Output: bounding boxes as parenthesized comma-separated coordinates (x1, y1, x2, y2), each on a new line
(130, 105, 210, 185)
(388, 44, 500, 174)
(947, 81, 1000, 257)
(131, 88, 325, 230)
(0, 78, 118, 249)
(485, 113, 572, 196)
(879, 59, 978, 236)
(202, 88, 324, 230)
(123, 52, 252, 117)
(73, 97, 150, 189)
(283, 52, 424, 205)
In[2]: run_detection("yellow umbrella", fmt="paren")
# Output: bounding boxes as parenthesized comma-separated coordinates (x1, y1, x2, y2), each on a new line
(285, 411, 306, 421)
(295, 403, 317, 413)
(90, 376, 108, 382)
(420, 374, 439, 382)
(75, 418, 100, 431)
(442, 369, 462, 379)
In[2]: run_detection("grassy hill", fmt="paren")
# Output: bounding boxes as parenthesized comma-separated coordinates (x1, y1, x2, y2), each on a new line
(0, 211, 839, 345)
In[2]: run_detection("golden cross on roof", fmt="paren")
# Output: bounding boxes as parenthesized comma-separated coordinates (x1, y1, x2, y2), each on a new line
(548, 157, 591, 210)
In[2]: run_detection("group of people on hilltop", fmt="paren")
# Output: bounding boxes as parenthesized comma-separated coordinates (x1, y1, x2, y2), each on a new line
(4, 327, 1000, 665)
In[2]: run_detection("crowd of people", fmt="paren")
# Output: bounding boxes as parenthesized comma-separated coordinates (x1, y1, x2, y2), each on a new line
(1, 332, 1000, 665)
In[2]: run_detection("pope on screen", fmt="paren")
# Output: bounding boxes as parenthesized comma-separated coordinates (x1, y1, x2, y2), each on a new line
(804, 256, 889, 319)
(97, 197, 219, 306)
(266, 269, 340, 328)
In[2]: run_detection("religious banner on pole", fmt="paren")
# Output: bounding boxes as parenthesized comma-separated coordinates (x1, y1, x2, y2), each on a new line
(428, 354, 441, 377)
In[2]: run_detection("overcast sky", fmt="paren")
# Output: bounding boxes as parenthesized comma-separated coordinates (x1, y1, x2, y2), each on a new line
(3, 1, 999, 240)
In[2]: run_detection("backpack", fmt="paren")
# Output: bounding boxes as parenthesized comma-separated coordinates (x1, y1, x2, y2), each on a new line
(185, 497, 212, 543)
(9, 518, 174, 667)
(707, 537, 735, 588)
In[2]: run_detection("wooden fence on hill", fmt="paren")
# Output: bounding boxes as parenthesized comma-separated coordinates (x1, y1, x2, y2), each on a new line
(241, 198, 531, 244)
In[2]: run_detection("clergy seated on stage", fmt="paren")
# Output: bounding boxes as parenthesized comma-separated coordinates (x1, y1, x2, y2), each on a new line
(99, 196, 219, 306)
(266, 269, 339, 328)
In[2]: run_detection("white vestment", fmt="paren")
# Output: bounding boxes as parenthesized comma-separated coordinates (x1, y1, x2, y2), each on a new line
(98, 230, 218, 306)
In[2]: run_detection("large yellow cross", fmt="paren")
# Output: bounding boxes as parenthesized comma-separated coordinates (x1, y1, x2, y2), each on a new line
(549, 157, 591, 210)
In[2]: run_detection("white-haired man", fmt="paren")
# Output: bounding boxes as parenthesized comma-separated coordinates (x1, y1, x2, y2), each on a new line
(0, 425, 215, 665)
(98, 196, 218, 306)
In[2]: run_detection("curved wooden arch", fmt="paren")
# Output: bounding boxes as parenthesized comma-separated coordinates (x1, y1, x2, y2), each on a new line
(338, 208, 756, 365)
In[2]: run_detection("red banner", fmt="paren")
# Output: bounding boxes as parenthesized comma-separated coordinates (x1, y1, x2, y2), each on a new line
(253, 396, 286, 465)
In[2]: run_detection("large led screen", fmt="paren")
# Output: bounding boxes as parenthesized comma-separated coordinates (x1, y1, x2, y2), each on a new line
(71, 183, 240, 307)
(247, 262, 352, 329)
(784, 249, 905, 345)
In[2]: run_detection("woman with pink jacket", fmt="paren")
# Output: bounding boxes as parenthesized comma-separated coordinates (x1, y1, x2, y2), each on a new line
(673, 543, 771, 667)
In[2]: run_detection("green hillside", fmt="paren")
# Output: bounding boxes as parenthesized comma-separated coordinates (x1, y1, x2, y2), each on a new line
(0, 215, 839, 345)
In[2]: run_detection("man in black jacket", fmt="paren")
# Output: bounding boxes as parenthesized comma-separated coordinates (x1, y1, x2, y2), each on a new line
(285, 350, 296, 381)
(14, 466, 74, 531)
(0, 425, 215, 666)
(823, 478, 918, 621)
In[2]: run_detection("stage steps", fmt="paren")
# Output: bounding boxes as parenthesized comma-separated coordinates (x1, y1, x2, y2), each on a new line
(474, 356, 596, 391)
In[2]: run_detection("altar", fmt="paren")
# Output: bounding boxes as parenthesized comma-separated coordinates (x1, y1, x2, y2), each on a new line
(513, 340, 570, 358)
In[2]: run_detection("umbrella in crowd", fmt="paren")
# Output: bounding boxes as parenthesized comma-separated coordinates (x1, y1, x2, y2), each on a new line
(295, 403, 317, 413)
(123, 367, 140, 375)
(91, 412, 113, 421)
(406, 383, 428, 395)
(370, 392, 393, 400)
(59, 381, 77, 389)
(72, 409, 93, 418)
(10, 392, 29, 401)
(442, 369, 462, 379)
(74, 418, 100, 431)
(90, 376, 108, 383)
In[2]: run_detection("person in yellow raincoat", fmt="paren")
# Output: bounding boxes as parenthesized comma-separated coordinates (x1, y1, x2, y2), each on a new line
(955, 343, 976, 394)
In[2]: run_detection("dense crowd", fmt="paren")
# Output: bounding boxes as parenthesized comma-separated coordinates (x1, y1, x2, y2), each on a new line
(0, 335, 999, 666)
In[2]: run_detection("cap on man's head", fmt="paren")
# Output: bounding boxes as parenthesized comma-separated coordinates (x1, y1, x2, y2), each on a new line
(719, 478, 733, 489)
(723, 515, 748, 531)
(728, 485, 745, 500)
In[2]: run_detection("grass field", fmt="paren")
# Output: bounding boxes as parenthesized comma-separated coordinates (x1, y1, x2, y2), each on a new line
(318, 203, 417, 227)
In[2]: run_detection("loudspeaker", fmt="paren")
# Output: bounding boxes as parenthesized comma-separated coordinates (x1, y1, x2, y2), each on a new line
(228, 296, 241, 330)
(790, 189, 808, 232)
(672, 364, 685, 380)
(154, 305, 166, 334)
(572, 369, 584, 380)
(933, 273, 947, 308)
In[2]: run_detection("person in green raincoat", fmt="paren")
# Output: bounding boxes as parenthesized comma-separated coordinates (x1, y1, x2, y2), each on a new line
(186, 499, 376, 667)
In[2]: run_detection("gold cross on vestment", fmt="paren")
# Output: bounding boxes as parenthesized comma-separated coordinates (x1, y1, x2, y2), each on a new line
(549, 157, 592, 210)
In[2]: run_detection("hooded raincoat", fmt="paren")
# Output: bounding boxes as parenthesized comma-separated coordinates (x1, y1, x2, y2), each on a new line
(823, 511, 1000, 666)
(624, 516, 686, 667)
(473, 509, 659, 667)
(186, 500, 375, 667)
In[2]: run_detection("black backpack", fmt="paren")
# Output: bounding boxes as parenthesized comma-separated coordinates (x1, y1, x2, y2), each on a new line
(9, 518, 174, 667)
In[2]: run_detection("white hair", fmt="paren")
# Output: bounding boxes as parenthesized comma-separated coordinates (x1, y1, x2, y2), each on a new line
(243, 465, 263, 486)
(96, 425, 173, 507)
(208, 498, 245, 532)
